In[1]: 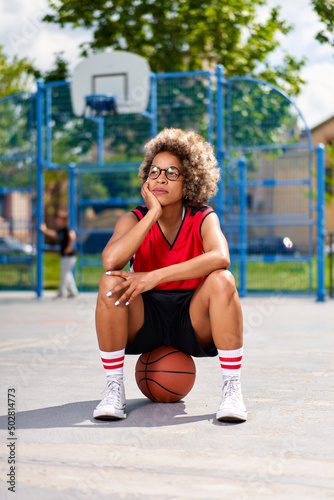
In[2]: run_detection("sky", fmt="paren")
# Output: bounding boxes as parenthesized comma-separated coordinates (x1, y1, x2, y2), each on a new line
(0, 0, 333, 129)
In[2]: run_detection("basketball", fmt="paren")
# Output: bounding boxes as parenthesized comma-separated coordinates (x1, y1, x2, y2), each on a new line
(135, 346, 196, 403)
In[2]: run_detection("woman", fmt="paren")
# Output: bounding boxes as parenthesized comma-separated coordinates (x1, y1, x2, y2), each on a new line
(40, 210, 78, 298)
(94, 128, 247, 422)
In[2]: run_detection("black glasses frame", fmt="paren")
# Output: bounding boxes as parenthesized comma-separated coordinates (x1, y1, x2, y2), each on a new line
(147, 166, 183, 181)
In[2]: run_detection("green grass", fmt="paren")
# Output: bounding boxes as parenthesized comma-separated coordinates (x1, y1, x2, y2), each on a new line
(77, 262, 105, 290)
(0, 253, 333, 294)
(225, 258, 333, 294)
(244, 261, 311, 292)
(0, 262, 33, 290)
(44, 252, 104, 290)
(44, 252, 61, 289)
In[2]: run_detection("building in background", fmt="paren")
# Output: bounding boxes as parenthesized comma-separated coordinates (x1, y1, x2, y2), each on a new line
(310, 116, 334, 233)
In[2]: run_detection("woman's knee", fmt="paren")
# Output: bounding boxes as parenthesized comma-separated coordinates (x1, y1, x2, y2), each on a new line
(206, 269, 237, 300)
(98, 272, 124, 297)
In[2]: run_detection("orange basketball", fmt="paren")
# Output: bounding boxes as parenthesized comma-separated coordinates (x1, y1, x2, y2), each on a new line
(135, 346, 196, 403)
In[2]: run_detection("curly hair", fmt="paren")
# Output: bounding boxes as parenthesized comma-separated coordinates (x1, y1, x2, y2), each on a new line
(139, 128, 220, 206)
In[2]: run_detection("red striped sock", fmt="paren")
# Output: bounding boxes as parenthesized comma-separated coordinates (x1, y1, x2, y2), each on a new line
(100, 348, 125, 379)
(218, 347, 243, 380)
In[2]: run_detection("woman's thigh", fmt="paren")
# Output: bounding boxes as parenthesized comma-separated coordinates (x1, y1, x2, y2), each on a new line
(188, 277, 213, 349)
(127, 295, 145, 343)
(189, 270, 237, 348)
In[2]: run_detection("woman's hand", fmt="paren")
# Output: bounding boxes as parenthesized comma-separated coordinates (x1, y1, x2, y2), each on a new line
(141, 180, 162, 221)
(105, 270, 159, 306)
(100, 182, 162, 271)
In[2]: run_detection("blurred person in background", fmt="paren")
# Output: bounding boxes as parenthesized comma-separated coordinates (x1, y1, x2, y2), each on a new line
(40, 210, 78, 298)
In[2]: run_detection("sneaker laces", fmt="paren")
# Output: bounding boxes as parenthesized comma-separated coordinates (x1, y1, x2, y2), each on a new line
(221, 377, 242, 408)
(100, 378, 123, 408)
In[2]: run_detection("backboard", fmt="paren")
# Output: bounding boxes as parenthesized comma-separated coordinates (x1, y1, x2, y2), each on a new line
(71, 51, 151, 116)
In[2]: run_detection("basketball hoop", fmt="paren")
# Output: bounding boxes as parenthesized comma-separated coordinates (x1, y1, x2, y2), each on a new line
(85, 94, 117, 116)
(71, 51, 150, 117)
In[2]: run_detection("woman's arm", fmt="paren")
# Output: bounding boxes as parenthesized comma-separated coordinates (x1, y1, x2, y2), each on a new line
(39, 223, 58, 240)
(106, 212, 231, 304)
(154, 212, 230, 283)
(102, 182, 162, 270)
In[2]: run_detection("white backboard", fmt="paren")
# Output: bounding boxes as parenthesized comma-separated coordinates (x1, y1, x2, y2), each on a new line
(71, 51, 151, 116)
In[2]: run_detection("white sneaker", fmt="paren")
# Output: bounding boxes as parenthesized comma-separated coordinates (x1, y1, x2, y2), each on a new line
(93, 377, 126, 420)
(216, 376, 247, 422)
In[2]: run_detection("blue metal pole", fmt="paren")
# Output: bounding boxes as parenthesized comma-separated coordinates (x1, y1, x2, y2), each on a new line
(238, 157, 247, 297)
(97, 117, 104, 166)
(215, 65, 225, 227)
(68, 167, 76, 231)
(150, 73, 158, 138)
(36, 79, 45, 298)
(68, 166, 77, 287)
(46, 84, 52, 167)
(78, 173, 83, 291)
(308, 149, 313, 293)
(316, 143, 326, 302)
(207, 72, 213, 144)
(28, 93, 35, 289)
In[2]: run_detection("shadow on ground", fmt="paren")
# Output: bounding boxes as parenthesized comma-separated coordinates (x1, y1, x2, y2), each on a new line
(0, 398, 224, 429)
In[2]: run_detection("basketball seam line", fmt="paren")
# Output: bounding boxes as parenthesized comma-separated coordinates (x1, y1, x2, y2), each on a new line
(138, 349, 195, 402)
(137, 377, 186, 396)
(140, 350, 181, 365)
(136, 370, 196, 375)
(145, 351, 158, 401)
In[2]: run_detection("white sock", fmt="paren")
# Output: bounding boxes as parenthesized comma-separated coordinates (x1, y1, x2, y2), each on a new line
(100, 348, 125, 381)
(218, 347, 243, 381)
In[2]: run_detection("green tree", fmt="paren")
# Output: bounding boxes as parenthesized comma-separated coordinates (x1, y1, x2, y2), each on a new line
(43, 0, 305, 96)
(311, 0, 334, 47)
(34, 51, 70, 82)
(0, 46, 36, 190)
(0, 45, 35, 99)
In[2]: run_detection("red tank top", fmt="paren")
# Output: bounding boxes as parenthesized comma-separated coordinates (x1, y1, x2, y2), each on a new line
(131, 205, 214, 290)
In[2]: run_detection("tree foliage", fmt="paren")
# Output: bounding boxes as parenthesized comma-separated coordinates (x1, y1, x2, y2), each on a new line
(0, 45, 36, 99)
(325, 142, 334, 202)
(311, 0, 334, 47)
(0, 47, 34, 183)
(34, 51, 70, 82)
(43, 0, 305, 95)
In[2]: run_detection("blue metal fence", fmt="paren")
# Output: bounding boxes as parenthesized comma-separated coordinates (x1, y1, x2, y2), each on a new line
(0, 92, 35, 291)
(42, 77, 155, 290)
(216, 76, 325, 299)
(316, 144, 326, 301)
(0, 67, 326, 299)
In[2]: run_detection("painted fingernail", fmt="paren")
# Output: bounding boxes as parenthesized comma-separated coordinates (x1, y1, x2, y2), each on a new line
(125, 301, 130, 306)
(114, 301, 120, 306)
(106, 271, 111, 275)
(106, 291, 112, 297)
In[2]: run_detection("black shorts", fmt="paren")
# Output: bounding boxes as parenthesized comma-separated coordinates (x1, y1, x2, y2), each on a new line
(125, 289, 218, 358)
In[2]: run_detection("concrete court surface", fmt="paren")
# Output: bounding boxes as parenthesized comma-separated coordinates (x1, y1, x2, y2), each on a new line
(0, 291, 334, 500)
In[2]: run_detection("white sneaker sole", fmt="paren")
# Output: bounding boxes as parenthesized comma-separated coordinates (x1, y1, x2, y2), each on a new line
(93, 408, 126, 420)
(216, 409, 247, 422)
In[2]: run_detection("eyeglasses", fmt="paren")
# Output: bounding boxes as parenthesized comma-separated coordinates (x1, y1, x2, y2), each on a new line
(148, 165, 183, 181)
